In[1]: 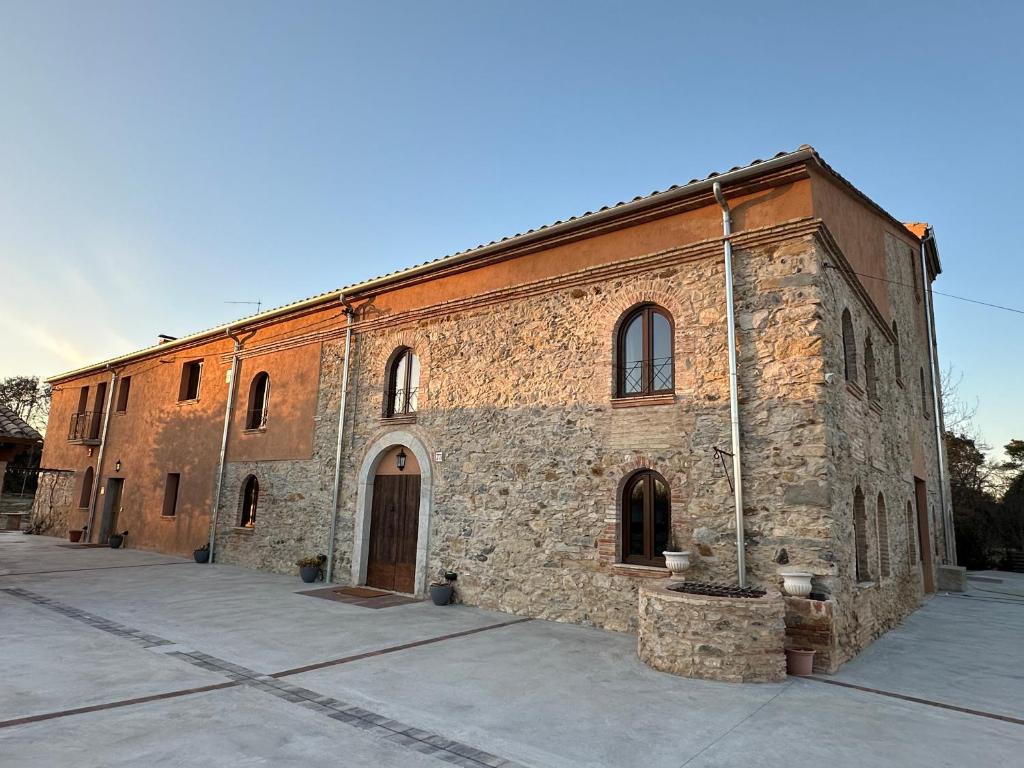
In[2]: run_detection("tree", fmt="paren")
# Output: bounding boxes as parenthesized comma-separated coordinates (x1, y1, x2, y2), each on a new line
(0, 375, 51, 433)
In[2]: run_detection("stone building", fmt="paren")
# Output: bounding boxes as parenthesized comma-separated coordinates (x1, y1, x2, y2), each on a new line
(35, 146, 955, 673)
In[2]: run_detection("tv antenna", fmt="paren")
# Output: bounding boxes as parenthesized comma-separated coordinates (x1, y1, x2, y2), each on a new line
(225, 300, 262, 315)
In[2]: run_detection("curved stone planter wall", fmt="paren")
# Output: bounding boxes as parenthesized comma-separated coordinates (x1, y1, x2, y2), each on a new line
(637, 581, 786, 682)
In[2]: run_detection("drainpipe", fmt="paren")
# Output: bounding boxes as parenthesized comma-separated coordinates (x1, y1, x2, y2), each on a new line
(712, 182, 747, 588)
(207, 329, 254, 563)
(83, 367, 118, 542)
(920, 229, 955, 564)
(325, 297, 355, 583)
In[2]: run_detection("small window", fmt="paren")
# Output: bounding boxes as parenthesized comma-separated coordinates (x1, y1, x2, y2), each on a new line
(116, 376, 132, 413)
(179, 361, 203, 401)
(876, 492, 890, 578)
(240, 475, 259, 528)
(919, 367, 928, 415)
(864, 335, 878, 402)
(621, 469, 671, 567)
(246, 372, 270, 430)
(841, 309, 857, 384)
(616, 305, 674, 397)
(853, 486, 870, 582)
(162, 473, 180, 517)
(78, 466, 94, 508)
(384, 347, 419, 417)
(891, 321, 902, 381)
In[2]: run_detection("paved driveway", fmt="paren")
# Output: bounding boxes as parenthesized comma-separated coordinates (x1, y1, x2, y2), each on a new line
(2, 533, 1022, 767)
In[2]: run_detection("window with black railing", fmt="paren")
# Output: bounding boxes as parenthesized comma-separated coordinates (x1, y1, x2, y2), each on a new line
(67, 411, 104, 442)
(616, 304, 674, 397)
(384, 347, 420, 417)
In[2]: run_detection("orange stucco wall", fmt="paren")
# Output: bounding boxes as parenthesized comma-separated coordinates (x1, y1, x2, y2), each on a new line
(809, 167, 922, 323)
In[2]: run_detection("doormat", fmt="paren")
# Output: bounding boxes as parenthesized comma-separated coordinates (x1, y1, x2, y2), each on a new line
(298, 585, 420, 609)
(335, 586, 391, 598)
(56, 543, 110, 549)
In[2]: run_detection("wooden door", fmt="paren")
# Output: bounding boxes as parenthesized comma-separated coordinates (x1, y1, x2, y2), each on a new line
(99, 478, 124, 544)
(366, 474, 420, 593)
(914, 478, 935, 593)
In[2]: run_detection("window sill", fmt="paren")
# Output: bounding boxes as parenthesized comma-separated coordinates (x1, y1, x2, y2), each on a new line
(231, 526, 255, 534)
(381, 414, 417, 425)
(854, 580, 876, 590)
(895, 377, 905, 390)
(611, 563, 670, 579)
(611, 393, 676, 409)
(159, 515, 176, 521)
(242, 427, 267, 435)
(846, 381, 864, 399)
(177, 398, 200, 406)
(869, 399, 883, 415)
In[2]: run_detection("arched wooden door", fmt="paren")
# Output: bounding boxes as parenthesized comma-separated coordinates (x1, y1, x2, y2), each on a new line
(366, 473, 420, 593)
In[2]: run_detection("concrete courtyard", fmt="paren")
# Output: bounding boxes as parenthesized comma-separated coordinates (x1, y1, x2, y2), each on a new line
(1, 533, 1022, 767)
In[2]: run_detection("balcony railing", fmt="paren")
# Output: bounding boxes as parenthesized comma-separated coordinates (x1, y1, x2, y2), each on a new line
(67, 411, 104, 444)
(618, 356, 674, 396)
(383, 387, 418, 418)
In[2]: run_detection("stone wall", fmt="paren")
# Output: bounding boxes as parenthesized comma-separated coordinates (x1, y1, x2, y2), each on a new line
(214, 340, 345, 575)
(322, 227, 831, 632)
(28, 471, 75, 537)
(638, 581, 786, 682)
(815, 228, 947, 665)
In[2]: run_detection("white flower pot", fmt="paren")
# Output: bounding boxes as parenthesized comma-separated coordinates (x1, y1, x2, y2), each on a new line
(781, 572, 813, 598)
(663, 550, 692, 576)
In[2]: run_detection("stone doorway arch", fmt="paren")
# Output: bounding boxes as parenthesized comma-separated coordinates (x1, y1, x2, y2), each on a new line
(352, 431, 432, 596)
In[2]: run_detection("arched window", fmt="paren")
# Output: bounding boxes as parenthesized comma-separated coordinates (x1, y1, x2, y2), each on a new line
(240, 476, 259, 528)
(842, 309, 857, 384)
(876, 492, 890, 578)
(864, 335, 878, 402)
(616, 305, 673, 397)
(853, 486, 870, 582)
(621, 470, 671, 566)
(78, 466, 94, 508)
(246, 372, 270, 430)
(891, 320, 902, 381)
(906, 500, 918, 567)
(385, 347, 419, 417)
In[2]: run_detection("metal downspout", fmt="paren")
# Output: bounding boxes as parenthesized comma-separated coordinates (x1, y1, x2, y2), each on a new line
(325, 298, 355, 583)
(207, 329, 253, 563)
(920, 230, 955, 564)
(713, 182, 747, 588)
(83, 368, 118, 542)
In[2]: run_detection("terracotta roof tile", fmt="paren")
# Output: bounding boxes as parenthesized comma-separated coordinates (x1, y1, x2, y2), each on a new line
(0, 405, 43, 442)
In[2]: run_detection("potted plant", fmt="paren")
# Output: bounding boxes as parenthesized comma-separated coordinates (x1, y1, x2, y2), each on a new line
(108, 530, 128, 549)
(780, 571, 814, 597)
(68, 529, 83, 543)
(663, 533, 692, 577)
(297, 554, 326, 584)
(429, 571, 457, 605)
(785, 647, 816, 676)
(194, 543, 210, 563)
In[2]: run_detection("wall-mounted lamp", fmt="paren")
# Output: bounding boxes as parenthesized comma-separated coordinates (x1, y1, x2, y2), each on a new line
(114, 459, 122, 472)
(396, 448, 407, 472)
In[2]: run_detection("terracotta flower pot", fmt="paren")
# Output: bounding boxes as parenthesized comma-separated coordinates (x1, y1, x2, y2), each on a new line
(68, 529, 83, 543)
(786, 648, 815, 676)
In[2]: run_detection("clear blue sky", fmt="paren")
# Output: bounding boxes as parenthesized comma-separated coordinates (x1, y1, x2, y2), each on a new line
(1, 1, 1020, 457)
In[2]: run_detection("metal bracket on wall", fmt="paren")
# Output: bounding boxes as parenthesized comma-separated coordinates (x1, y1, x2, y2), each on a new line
(712, 447, 735, 492)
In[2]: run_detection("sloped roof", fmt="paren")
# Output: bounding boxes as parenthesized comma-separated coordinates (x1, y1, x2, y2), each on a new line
(0, 405, 43, 443)
(49, 144, 926, 383)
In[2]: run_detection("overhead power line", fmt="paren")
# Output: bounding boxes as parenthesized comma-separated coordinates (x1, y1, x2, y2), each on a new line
(824, 264, 1024, 316)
